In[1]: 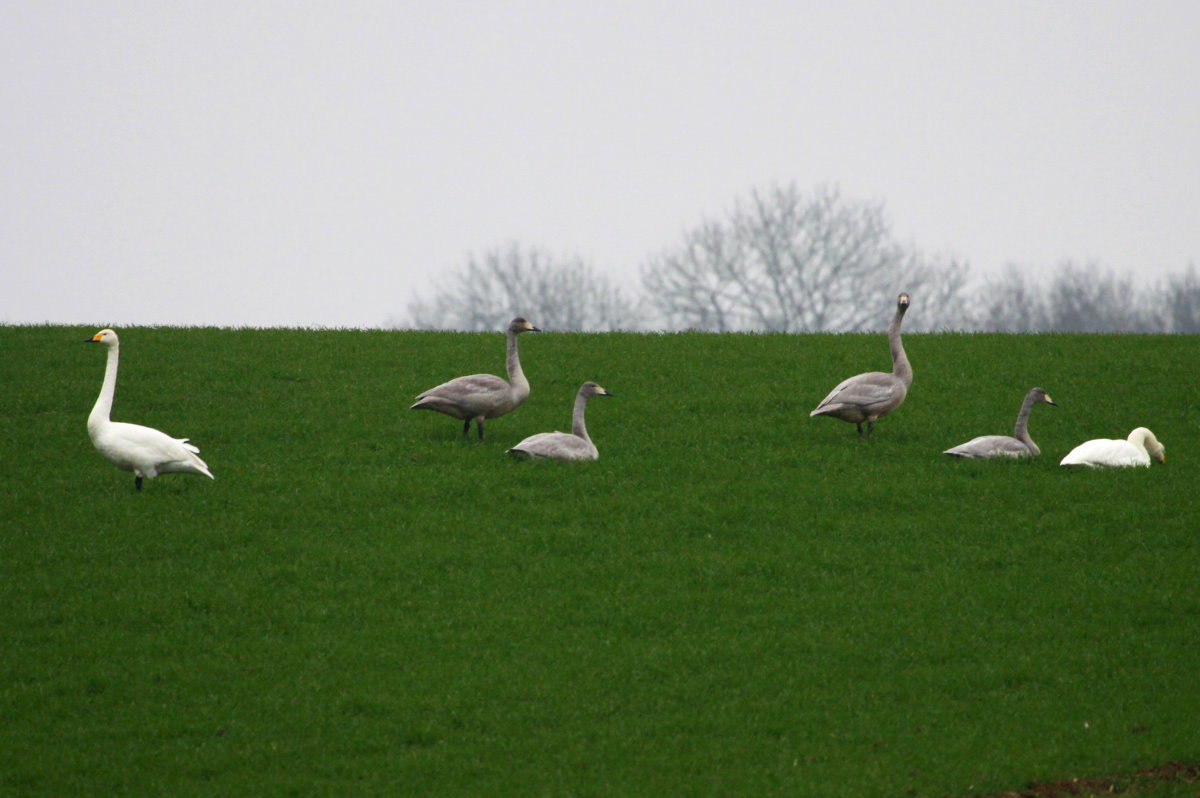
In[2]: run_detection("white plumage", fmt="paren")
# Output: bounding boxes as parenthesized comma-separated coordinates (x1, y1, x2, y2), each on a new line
(1059, 427, 1165, 468)
(85, 329, 214, 490)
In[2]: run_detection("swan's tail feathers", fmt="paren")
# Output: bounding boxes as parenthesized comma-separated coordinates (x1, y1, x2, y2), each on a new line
(178, 439, 215, 479)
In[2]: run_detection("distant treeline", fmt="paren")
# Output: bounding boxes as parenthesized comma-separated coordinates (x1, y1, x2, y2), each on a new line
(400, 184, 1198, 333)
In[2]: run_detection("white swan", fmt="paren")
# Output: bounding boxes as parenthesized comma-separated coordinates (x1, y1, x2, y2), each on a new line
(411, 317, 541, 439)
(810, 293, 912, 438)
(507, 381, 614, 461)
(943, 387, 1057, 459)
(1059, 427, 1165, 468)
(85, 329, 214, 490)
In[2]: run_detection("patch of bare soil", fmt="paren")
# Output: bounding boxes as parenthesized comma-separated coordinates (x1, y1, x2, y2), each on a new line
(978, 761, 1200, 797)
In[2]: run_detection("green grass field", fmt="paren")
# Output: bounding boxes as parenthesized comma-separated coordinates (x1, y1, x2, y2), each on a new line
(2, 325, 1198, 797)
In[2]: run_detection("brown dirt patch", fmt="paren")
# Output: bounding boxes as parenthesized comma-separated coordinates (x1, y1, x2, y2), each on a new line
(978, 761, 1200, 797)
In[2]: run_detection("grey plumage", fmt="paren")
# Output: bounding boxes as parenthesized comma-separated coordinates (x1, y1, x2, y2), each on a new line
(943, 387, 1057, 459)
(810, 293, 912, 438)
(507, 381, 614, 461)
(411, 317, 540, 439)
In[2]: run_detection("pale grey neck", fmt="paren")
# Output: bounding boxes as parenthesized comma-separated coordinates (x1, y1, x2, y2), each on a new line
(571, 390, 591, 441)
(889, 308, 912, 386)
(89, 344, 119, 431)
(505, 330, 528, 392)
(1012, 392, 1039, 455)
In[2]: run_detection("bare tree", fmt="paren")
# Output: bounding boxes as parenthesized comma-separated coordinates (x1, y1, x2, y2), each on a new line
(968, 266, 1051, 332)
(641, 184, 971, 331)
(402, 243, 645, 331)
(968, 261, 1164, 332)
(1156, 264, 1200, 333)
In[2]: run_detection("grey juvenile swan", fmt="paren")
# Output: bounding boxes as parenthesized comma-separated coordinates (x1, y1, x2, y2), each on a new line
(1060, 427, 1165, 468)
(85, 328, 214, 491)
(506, 381, 614, 461)
(411, 317, 541, 439)
(810, 293, 912, 438)
(943, 387, 1057, 459)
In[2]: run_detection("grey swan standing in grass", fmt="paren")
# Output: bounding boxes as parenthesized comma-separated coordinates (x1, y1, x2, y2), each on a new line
(411, 317, 541, 440)
(506, 381, 614, 461)
(943, 387, 1057, 459)
(1059, 427, 1165, 468)
(85, 328, 214, 491)
(810, 292, 912, 438)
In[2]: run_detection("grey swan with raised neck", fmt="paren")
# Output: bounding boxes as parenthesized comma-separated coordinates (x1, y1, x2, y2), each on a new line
(810, 293, 912, 438)
(506, 381, 614, 461)
(85, 328, 214, 490)
(411, 317, 541, 440)
(943, 387, 1057, 459)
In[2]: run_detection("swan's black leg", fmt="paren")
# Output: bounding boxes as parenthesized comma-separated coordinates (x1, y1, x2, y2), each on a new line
(856, 422, 865, 438)
(135, 476, 143, 491)
(867, 420, 875, 438)
(476, 418, 485, 440)
(462, 419, 471, 437)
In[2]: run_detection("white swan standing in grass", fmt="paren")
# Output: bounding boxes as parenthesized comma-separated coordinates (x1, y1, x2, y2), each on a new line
(943, 387, 1057, 459)
(1059, 427, 1166, 468)
(507, 381, 614, 461)
(411, 317, 541, 440)
(810, 292, 912, 438)
(85, 328, 214, 491)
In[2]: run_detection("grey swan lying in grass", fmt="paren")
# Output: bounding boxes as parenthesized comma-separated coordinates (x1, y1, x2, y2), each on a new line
(1059, 427, 1165, 468)
(85, 328, 214, 491)
(411, 317, 540, 440)
(810, 292, 911, 438)
(943, 387, 1057, 459)
(507, 381, 614, 461)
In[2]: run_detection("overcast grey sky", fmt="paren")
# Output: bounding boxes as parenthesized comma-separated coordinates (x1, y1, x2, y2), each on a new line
(3, 1, 1197, 328)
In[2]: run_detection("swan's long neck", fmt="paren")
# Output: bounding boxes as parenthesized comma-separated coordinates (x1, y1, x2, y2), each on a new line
(89, 343, 119, 433)
(505, 330, 529, 397)
(571, 389, 591, 441)
(1128, 427, 1153, 452)
(889, 306, 912, 386)
(1012, 392, 1040, 455)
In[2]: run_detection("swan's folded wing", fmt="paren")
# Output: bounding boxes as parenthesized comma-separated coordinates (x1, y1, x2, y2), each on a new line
(508, 432, 596, 461)
(102, 422, 213, 478)
(1059, 438, 1146, 467)
(415, 373, 508, 401)
(812, 372, 896, 413)
(944, 435, 1030, 459)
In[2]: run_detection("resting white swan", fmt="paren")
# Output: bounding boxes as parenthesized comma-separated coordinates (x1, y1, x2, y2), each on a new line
(1060, 427, 1165, 468)
(411, 317, 541, 440)
(506, 381, 614, 461)
(943, 387, 1057, 459)
(85, 328, 214, 490)
(810, 293, 912, 438)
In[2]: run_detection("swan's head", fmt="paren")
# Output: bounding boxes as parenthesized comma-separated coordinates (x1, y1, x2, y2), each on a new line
(581, 381, 614, 398)
(1030, 387, 1057, 406)
(509, 317, 541, 334)
(897, 293, 910, 312)
(86, 328, 119, 347)
(1129, 427, 1166, 463)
